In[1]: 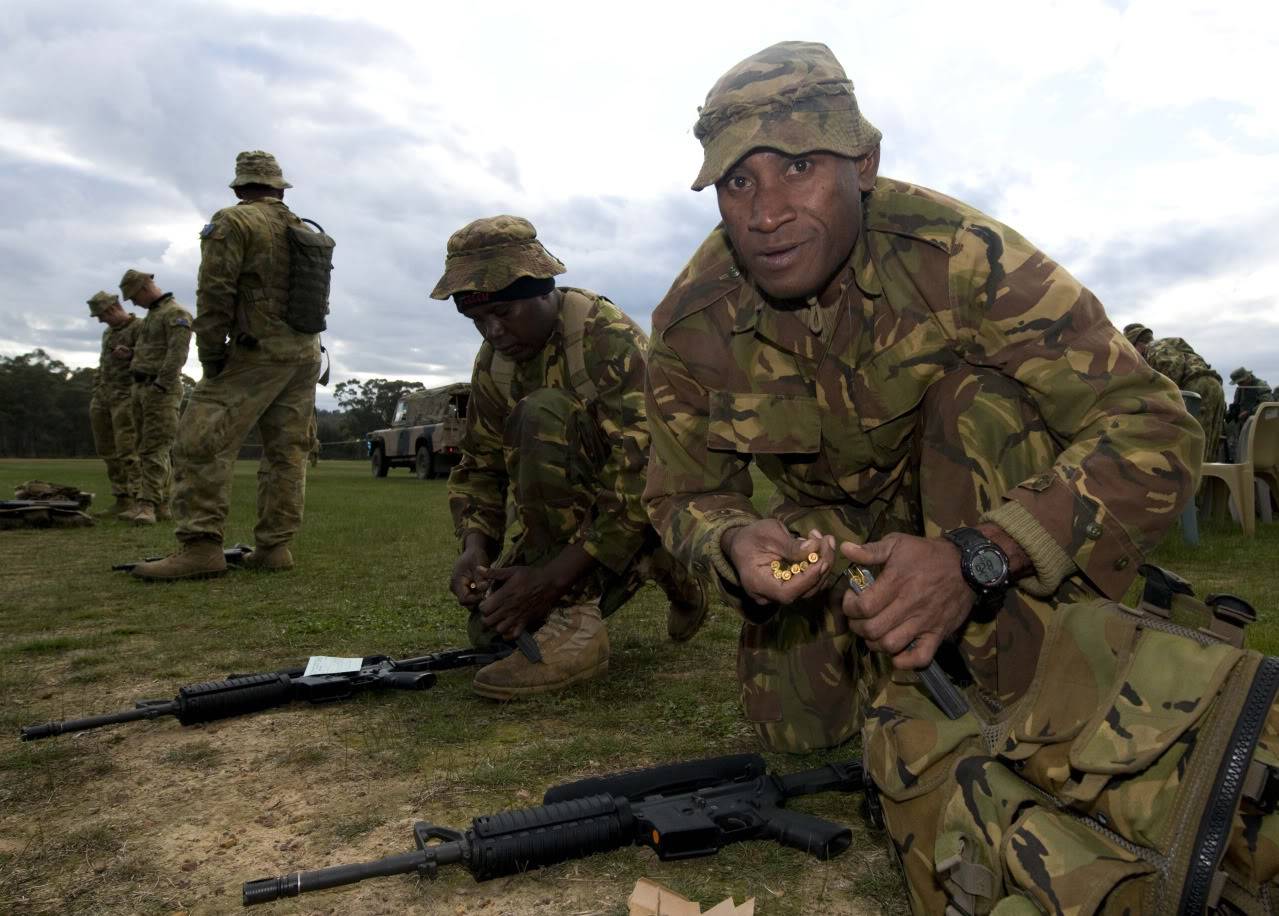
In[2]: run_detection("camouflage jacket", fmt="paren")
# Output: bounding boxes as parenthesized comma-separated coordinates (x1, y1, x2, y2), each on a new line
(1231, 375, 1274, 420)
(93, 314, 140, 399)
(448, 288, 651, 574)
(195, 197, 321, 366)
(1144, 337, 1221, 389)
(644, 178, 1201, 606)
(131, 294, 192, 392)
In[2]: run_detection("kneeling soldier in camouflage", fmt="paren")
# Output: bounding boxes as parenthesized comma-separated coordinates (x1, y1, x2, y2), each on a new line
(431, 215, 708, 699)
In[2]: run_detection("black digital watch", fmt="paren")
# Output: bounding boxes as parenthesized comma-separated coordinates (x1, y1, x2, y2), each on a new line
(944, 526, 1010, 606)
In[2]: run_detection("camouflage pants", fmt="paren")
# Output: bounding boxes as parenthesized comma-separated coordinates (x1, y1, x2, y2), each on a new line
(1185, 373, 1226, 462)
(90, 393, 138, 498)
(172, 358, 319, 548)
(741, 367, 1093, 754)
(131, 383, 181, 507)
(468, 387, 692, 644)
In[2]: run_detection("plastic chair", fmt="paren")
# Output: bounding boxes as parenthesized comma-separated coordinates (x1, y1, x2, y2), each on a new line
(1197, 401, 1277, 538)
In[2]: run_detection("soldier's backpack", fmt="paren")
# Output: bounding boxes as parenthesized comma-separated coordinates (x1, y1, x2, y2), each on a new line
(285, 217, 335, 334)
(487, 288, 647, 408)
(863, 565, 1279, 915)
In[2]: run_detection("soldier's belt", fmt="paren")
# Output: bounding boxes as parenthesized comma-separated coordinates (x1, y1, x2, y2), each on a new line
(132, 371, 158, 385)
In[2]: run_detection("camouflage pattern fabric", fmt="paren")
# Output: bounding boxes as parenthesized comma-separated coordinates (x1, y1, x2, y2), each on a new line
(173, 359, 319, 548)
(228, 149, 291, 190)
(691, 41, 881, 191)
(130, 293, 191, 391)
(645, 178, 1200, 750)
(1231, 368, 1274, 421)
(863, 587, 1279, 914)
(195, 197, 322, 366)
(429, 215, 566, 301)
(15, 480, 92, 507)
(449, 289, 656, 576)
(91, 315, 141, 498)
(1144, 336, 1225, 462)
(132, 382, 181, 508)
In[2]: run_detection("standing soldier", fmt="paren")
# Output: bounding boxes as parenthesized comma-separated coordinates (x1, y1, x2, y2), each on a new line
(133, 151, 327, 580)
(119, 270, 192, 525)
(433, 215, 708, 698)
(1124, 323, 1226, 461)
(87, 290, 142, 517)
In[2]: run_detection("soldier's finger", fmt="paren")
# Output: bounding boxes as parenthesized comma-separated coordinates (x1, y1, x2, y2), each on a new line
(840, 538, 894, 569)
(847, 596, 910, 644)
(891, 632, 943, 671)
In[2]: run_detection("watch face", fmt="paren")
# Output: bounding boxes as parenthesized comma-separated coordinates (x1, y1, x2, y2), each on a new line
(970, 546, 1009, 588)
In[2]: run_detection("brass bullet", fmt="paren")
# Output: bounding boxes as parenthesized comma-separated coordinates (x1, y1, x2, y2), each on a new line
(790, 563, 802, 574)
(770, 559, 781, 570)
(799, 560, 810, 572)
(807, 552, 819, 564)
(781, 570, 793, 581)
(772, 569, 784, 580)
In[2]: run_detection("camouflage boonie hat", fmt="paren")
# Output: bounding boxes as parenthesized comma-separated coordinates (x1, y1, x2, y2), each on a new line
(86, 290, 119, 316)
(429, 215, 566, 300)
(229, 150, 292, 190)
(691, 41, 882, 191)
(1231, 367, 1253, 384)
(1123, 322, 1154, 346)
(119, 269, 154, 299)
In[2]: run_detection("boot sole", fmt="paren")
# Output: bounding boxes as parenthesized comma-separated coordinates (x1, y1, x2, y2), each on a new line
(471, 658, 610, 701)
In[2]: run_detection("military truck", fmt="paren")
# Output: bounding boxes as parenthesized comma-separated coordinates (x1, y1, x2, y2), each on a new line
(365, 382, 470, 479)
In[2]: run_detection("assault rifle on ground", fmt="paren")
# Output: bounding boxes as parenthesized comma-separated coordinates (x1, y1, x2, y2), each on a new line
(18, 644, 519, 741)
(111, 543, 254, 572)
(243, 753, 867, 906)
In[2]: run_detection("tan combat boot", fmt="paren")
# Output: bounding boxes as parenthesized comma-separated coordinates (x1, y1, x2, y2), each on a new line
(471, 604, 610, 700)
(651, 549, 711, 642)
(131, 539, 227, 580)
(243, 544, 294, 572)
(127, 500, 157, 525)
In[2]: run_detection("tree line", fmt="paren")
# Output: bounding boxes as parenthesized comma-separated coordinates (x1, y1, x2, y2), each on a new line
(0, 349, 432, 460)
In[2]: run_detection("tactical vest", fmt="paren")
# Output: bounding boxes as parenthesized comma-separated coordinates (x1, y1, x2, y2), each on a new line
(487, 289, 644, 407)
(863, 565, 1279, 914)
(285, 218, 334, 334)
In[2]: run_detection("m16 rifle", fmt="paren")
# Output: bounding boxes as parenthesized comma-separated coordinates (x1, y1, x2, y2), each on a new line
(19, 644, 518, 741)
(243, 753, 868, 906)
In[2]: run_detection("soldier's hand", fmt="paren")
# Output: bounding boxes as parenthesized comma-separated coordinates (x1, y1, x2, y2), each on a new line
(722, 519, 835, 605)
(112, 345, 133, 360)
(450, 547, 492, 608)
(477, 566, 559, 639)
(839, 535, 972, 670)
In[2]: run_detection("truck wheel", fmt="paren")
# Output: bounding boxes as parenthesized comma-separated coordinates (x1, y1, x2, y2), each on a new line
(371, 447, 389, 478)
(415, 445, 434, 480)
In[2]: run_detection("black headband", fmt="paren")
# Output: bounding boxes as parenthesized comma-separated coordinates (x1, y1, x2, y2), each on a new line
(454, 276, 555, 309)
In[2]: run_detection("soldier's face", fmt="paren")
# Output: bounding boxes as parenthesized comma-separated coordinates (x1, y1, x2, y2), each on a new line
(459, 292, 558, 363)
(98, 304, 128, 327)
(715, 149, 878, 301)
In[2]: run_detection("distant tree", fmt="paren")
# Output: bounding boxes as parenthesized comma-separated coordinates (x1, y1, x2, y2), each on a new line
(0, 349, 96, 457)
(333, 378, 425, 438)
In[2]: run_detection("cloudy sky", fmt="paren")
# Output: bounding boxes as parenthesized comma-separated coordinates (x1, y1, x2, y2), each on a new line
(2, 0, 1276, 409)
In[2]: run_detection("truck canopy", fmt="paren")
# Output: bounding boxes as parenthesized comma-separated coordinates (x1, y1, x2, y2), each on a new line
(392, 382, 471, 427)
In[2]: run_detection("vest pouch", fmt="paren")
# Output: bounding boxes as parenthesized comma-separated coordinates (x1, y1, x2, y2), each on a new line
(285, 218, 334, 334)
(707, 391, 820, 455)
(1001, 806, 1153, 915)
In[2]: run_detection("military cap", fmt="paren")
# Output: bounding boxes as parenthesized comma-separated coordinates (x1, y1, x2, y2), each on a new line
(690, 41, 882, 191)
(1231, 367, 1255, 384)
(229, 150, 292, 190)
(429, 215, 566, 301)
(119, 269, 155, 299)
(86, 290, 119, 316)
(1122, 323, 1154, 346)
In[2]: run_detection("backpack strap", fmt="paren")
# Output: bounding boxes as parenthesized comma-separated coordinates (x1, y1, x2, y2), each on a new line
(560, 289, 598, 404)
(489, 350, 516, 407)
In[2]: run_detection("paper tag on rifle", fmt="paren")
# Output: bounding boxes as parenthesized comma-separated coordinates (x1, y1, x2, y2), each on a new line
(303, 656, 364, 677)
(628, 878, 754, 916)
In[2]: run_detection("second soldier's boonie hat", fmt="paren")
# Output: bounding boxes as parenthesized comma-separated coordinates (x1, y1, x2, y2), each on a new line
(229, 150, 292, 190)
(690, 41, 882, 191)
(1231, 367, 1252, 384)
(86, 290, 119, 316)
(429, 215, 566, 301)
(119, 269, 154, 299)
(1123, 322, 1154, 346)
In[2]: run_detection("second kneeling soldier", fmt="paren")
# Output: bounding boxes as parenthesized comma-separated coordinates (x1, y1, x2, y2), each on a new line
(432, 215, 708, 699)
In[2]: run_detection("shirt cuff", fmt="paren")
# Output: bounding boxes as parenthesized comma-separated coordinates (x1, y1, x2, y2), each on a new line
(981, 499, 1076, 598)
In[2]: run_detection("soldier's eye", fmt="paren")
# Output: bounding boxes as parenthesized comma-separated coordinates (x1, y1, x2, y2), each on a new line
(722, 174, 751, 192)
(787, 158, 813, 176)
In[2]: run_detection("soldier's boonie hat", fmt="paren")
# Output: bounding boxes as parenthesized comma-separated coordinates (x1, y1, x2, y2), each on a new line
(229, 150, 292, 190)
(429, 215, 566, 301)
(1231, 367, 1252, 383)
(86, 290, 120, 316)
(690, 41, 882, 191)
(119, 269, 155, 299)
(1123, 322, 1154, 346)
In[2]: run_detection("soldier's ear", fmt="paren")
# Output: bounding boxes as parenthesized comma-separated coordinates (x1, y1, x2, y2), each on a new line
(855, 146, 880, 192)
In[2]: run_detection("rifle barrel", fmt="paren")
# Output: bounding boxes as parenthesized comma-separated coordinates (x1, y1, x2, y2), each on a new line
(20, 701, 178, 741)
(244, 847, 458, 904)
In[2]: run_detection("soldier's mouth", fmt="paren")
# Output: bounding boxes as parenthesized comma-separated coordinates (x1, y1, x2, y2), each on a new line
(753, 242, 804, 271)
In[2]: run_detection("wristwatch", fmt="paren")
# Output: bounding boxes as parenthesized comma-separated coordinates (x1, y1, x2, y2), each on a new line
(944, 527, 1010, 606)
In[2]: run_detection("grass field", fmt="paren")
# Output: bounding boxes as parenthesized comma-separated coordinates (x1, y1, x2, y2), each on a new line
(1, 458, 1276, 915)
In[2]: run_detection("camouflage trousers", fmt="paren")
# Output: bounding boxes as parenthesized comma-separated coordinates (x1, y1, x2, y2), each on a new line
(468, 387, 694, 644)
(131, 383, 181, 507)
(1185, 373, 1226, 462)
(172, 358, 319, 549)
(90, 392, 138, 498)
(741, 367, 1094, 754)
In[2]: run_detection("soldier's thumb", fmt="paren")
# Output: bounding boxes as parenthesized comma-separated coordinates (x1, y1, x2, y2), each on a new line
(839, 539, 892, 567)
